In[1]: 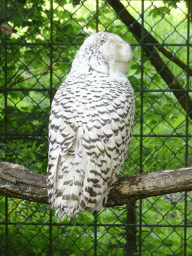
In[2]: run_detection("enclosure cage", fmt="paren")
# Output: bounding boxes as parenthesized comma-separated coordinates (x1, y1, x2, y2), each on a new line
(0, 0, 192, 255)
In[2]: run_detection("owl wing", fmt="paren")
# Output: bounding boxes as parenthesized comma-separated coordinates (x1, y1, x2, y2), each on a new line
(81, 85, 135, 214)
(47, 84, 77, 209)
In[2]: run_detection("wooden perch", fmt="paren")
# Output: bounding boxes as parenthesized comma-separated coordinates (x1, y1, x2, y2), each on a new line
(0, 161, 192, 207)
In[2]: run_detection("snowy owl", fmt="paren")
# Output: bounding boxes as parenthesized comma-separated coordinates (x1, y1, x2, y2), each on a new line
(47, 32, 135, 220)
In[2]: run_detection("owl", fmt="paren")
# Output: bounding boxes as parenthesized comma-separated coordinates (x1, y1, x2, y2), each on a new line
(47, 32, 135, 220)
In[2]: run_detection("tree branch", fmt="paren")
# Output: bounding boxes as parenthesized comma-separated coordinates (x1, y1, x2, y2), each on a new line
(0, 161, 192, 207)
(107, 0, 192, 119)
(0, 162, 47, 204)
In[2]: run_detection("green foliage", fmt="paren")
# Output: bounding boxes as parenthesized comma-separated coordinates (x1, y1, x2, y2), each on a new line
(0, 0, 192, 255)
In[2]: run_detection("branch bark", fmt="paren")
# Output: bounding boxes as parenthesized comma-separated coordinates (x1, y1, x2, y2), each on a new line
(0, 161, 192, 207)
(107, 0, 192, 119)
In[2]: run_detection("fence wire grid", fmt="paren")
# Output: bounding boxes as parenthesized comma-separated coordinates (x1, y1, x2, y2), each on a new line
(0, 0, 192, 255)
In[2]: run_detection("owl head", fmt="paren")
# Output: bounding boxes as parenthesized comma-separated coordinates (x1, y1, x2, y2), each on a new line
(70, 32, 132, 76)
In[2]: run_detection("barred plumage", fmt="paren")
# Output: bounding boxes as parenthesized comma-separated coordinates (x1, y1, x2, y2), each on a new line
(47, 32, 135, 220)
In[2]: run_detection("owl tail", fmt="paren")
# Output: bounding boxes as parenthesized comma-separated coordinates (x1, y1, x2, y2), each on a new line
(53, 154, 112, 220)
(53, 153, 87, 220)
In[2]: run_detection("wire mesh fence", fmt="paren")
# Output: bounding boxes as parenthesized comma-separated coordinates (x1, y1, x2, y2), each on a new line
(0, 0, 191, 255)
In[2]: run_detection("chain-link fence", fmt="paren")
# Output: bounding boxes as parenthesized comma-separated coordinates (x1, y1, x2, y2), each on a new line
(0, 0, 192, 255)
